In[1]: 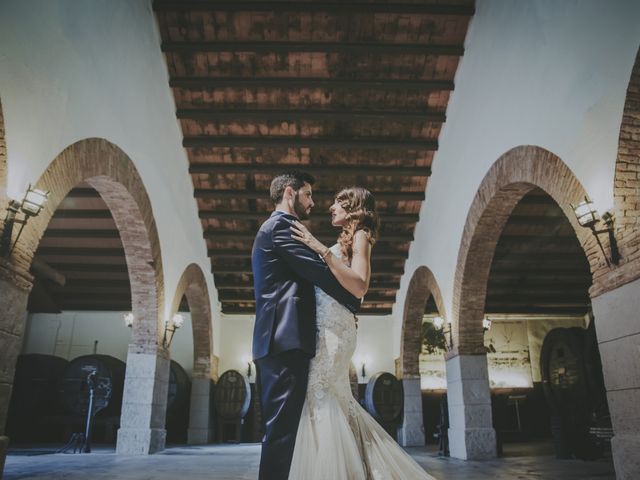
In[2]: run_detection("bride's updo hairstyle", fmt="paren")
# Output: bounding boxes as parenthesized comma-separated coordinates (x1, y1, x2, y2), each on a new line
(336, 187, 380, 261)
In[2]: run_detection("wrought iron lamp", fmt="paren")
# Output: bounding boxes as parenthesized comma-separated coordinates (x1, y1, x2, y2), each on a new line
(162, 313, 184, 349)
(123, 312, 134, 328)
(1, 185, 49, 257)
(571, 196, 620, 266)
(433, 315, 454, 350)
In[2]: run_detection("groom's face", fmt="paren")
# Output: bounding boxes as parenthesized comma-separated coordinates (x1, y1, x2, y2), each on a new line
(293, 182, 314, 220)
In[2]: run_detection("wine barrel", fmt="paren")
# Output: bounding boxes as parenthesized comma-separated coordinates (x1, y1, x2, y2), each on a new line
(6, 354, 68, 442)
(167, 360, 191, 414)
(58, 354, 126, 417)
(214, 370, 251, 420)
(364, 372, 403, 423)
(540, 327, 589, 414)
(8, 354, 68, 417)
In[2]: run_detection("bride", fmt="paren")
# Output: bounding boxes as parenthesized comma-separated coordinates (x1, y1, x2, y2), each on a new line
(290, 187, 435, 480)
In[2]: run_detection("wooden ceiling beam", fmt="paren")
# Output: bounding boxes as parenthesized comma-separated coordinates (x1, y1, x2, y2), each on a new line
(203, 230, 413, 242)
(190, 163, 431, 177)
(198, 211, 419, 222)
(179, 108, 446, 123)
(53, 209, 114, 219)
(154, 2, 475, 16)
(37, 247, 125, 257)
(47, 263, 128, 273)
(183, 135, 438, 150)
(170, 77, 455, 92)
(163, 41, 464, 56)
(43, 229, 121, 239)
(208, 248, 408, 260)
(221, 306, 392, 315)
(195, 189, 425, 202)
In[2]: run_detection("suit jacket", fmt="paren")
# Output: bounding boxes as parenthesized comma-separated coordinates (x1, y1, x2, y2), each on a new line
(251, 211, 360, 360)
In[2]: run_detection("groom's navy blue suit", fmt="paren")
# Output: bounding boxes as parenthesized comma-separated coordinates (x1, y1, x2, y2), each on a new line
(252, 211, 359, 480)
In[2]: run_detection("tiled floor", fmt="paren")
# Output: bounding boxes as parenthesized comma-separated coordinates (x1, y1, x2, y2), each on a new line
(4, 442, 615, 480)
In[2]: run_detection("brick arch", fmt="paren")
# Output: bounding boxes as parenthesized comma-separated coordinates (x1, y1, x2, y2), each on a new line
(170, 263, 214, 379)
(16, 138, 164, 348)
(612, 47, 640, 287)
(400, 266, 446, 378)
(452, 145, 602, 355)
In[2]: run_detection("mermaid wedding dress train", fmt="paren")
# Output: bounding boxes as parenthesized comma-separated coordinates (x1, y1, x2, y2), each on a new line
(289, 245, 435, 480)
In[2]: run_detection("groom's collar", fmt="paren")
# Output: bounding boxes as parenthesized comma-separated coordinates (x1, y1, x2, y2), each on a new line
(272, 209, 298, 220)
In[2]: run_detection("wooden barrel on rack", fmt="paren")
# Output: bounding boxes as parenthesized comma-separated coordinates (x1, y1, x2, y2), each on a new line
(58, 354, 126, 418)
(214, 370, 251, 443)
(364, 372, 403, 423)
(6, 354, 68, 442)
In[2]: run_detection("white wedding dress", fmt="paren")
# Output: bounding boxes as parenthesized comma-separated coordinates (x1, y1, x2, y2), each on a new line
(289, 245, 435, 480)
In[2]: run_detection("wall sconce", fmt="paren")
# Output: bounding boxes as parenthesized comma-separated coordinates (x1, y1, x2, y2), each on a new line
(1, 185, 50, 257)
(242, 354, 253, 381)
(571, 196, 620, 267)
(123, 312, 134, 328)
(482, 317, 492, 331)
(433, 315, 454, 350)
(162, 313, 184, 349)
(360, 362, 366, 382)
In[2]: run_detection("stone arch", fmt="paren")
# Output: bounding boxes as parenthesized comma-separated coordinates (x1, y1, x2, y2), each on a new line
(400, 266, 446, 378)
(170, 263, 215, 444)
(452, 145, 600, 355)
(612, 46, 640, 289)
(170, 263, 214, 380)
(14, 138, 164, 347)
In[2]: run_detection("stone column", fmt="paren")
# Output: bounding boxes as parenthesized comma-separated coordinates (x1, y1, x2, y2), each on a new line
(592, 277, 640, 480)
(0, 262, 32, 478)
(187, 376, 213, 444)
(116, 345, 170, 454)
(397, 377, 424, 446)
(446, 354, 496, 460)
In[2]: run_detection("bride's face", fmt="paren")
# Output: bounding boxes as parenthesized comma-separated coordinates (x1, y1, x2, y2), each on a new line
(330, 200, 348, 226)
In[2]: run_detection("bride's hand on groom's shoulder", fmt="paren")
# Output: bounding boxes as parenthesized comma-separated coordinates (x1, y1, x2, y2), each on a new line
(291, 220, 326, 256)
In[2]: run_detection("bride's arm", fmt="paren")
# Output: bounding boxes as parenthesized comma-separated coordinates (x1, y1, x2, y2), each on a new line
(291, 222, 371, 298)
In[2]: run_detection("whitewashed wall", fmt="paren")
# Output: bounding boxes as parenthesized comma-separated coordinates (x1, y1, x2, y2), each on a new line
(0, 0, 221, 354)
(23, 311, 196, 376)
(392, 0, 640, 358)
(420, 314, 587, 390)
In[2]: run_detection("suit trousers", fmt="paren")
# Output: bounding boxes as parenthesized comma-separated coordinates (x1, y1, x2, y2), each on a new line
(255, 349, 311, 480)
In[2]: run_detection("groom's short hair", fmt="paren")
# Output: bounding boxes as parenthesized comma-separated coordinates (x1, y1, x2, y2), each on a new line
(270, 170, 315, 205)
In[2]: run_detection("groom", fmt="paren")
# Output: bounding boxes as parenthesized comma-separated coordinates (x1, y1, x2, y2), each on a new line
(251, 171, 359, 480)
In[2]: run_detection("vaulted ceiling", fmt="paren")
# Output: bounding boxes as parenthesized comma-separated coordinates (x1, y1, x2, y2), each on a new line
(153, 0, 475, 315)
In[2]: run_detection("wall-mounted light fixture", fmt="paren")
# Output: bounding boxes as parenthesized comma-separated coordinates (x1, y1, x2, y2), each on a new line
(1, 185, 49, 257)
(123, 312, 134, 328)
(571, 196, 620, 267)
(433, 315, 454, 350)
(162, 313, 184, 349)
(360, 362, 366, 382)
(482, 317, 492, 331)
(242, 354, 253, 381)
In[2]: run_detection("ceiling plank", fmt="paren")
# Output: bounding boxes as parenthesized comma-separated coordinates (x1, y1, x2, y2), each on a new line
(154, 2, 476, 16)
(190, 163, 431, 177)
(179, 108, 446, 123)
(183, 136, 438, 150)
(170, 77, 455, 92)
(163, 41, 464, 56)
(195, 189, 425, 202)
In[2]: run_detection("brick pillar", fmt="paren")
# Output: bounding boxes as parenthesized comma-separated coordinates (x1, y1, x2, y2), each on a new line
(0, 261, 32, 477)
(187, 376, 213, 444)
(397, 377, 424, 446)
(446, 354, 496, 460)
(592, 277, 640, 480)
(116, 345, 170, 454)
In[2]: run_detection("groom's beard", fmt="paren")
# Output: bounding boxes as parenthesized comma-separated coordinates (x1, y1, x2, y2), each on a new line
(293, 192, 311, 220)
